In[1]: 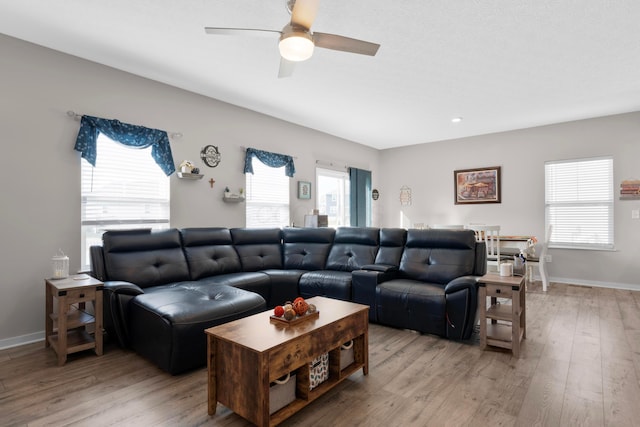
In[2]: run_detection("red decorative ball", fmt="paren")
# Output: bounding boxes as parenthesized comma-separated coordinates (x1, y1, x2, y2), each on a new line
(293, 299, 309, 316)
(274, 305, 285, 317)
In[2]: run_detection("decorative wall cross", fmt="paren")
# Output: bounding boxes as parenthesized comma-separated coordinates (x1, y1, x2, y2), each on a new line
(209, 178, 216, 188)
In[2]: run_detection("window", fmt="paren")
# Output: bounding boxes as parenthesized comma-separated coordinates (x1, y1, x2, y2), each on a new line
(245, 157, 290, 227)
(81, 134, 170, 270)
(316, 167, 350, 227)
(545, 156, 614, 250)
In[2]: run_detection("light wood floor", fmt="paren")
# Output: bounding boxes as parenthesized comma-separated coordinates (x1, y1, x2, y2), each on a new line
(2, 281, 640, 427)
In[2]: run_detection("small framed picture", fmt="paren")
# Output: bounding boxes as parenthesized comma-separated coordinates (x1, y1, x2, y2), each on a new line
(298, 181, 311, 199)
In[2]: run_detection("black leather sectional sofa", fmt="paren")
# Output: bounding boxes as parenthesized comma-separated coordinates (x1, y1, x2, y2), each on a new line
(90, 226, 486, 374)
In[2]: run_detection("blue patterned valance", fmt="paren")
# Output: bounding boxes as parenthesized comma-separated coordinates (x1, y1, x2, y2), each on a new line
(244, 147, 295, 177)
(74, 115, 175, 176)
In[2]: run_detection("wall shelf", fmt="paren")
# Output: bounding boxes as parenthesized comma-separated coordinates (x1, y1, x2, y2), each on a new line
(223, 194, 245, 203)
(177, 172, 204, 180)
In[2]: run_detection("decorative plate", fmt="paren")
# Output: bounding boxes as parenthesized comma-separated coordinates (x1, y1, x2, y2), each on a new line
(200, 145, 221, 167)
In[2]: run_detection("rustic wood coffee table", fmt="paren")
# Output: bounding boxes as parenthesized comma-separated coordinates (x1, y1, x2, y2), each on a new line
(206, 296, 369, 426)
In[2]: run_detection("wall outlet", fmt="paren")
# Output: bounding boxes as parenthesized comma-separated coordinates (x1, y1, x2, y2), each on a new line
(632, 209, 639, 219)
(544, 254, 552, 263)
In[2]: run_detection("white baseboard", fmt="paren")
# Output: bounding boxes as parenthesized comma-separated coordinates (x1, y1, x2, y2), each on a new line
(548, 276, 640, 292)
(0, 331, 44, 350)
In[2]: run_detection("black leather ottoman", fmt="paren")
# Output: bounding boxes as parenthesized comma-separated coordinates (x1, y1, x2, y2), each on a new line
(129, 283, 266, 374)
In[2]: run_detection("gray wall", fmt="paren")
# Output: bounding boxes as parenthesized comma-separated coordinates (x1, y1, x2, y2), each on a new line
(379, 113, 640, 289)
(1, 32, 638, 348)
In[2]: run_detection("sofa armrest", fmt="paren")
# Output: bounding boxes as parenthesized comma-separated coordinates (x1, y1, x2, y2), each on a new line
(444, 276, 479, 340)
(444, 276, 478, 294)
(103, 281, 144, 348)
(352, 269, 398, 322)
(89, 245, 107, 281)
(104, 280, 144, 296)
(360, 264, 398, 273)
(473, 241, 487, 276)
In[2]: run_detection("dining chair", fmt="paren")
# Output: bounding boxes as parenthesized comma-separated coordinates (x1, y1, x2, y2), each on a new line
(526, 225, 552, 291)
(465, 224, 502, 272)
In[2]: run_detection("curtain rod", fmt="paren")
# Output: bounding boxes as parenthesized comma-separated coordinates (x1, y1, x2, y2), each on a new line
(316, 159, 348, 170)
(66, 110, 183, 140)
(240, 145, 298, 159)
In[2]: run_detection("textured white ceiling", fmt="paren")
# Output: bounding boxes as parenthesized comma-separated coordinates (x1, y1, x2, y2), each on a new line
(1, 0, 639, 149)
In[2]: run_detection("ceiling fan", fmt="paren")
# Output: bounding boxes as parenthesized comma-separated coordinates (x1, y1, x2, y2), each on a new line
(204, 0, 380, 78)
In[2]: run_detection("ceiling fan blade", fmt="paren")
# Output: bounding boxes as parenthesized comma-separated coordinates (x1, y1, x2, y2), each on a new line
(291, 0, 320, 29)
(278, 57, 296, 78)
(313, 32, 380, 56)
(204, 27, 281, 38)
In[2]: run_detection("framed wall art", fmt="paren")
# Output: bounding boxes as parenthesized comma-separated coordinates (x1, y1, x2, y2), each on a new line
(454, 166, 501, 204)
(298, 181, 311, 199)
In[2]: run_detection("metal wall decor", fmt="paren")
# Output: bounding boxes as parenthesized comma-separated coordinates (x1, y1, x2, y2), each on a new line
(372, 189, 379, 200)
(400, 185, 411, 206)
(200, 145, 221, 167)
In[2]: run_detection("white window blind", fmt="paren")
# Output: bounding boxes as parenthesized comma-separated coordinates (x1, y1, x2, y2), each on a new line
(81, 134, 170, 269)
(245, 157, 290, 228)
(545, 156, 613, 250)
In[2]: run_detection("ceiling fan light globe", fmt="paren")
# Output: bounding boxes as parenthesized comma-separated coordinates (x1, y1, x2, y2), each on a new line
(279, 33, 314, 61)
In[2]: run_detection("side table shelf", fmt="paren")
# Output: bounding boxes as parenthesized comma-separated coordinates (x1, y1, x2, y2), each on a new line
(45, 275, 104, 365)
(478, 273, 526, 357)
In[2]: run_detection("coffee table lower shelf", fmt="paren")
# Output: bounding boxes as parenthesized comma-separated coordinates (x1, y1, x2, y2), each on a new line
(269, 356, 364, 424)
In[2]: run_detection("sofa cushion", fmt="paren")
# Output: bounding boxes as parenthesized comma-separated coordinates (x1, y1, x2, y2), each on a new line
(400, 229, 476, 284)
(198, 271, 271, 304)
(298, 270, 352, 301)
(181, 228, 242, 280)
(260, 269, 306, 307)
(102, 229, 190, 288)
(231, 228, 283, 271)
(325, 227, 379, 271)
(375, 228, 407, 266)
(282, 227, 335, 270)
(129, 282, 266, 374)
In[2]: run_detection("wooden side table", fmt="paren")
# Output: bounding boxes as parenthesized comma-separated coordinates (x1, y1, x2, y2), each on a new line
(477, 273, 526, 357)
(45, 275, 104, 365)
